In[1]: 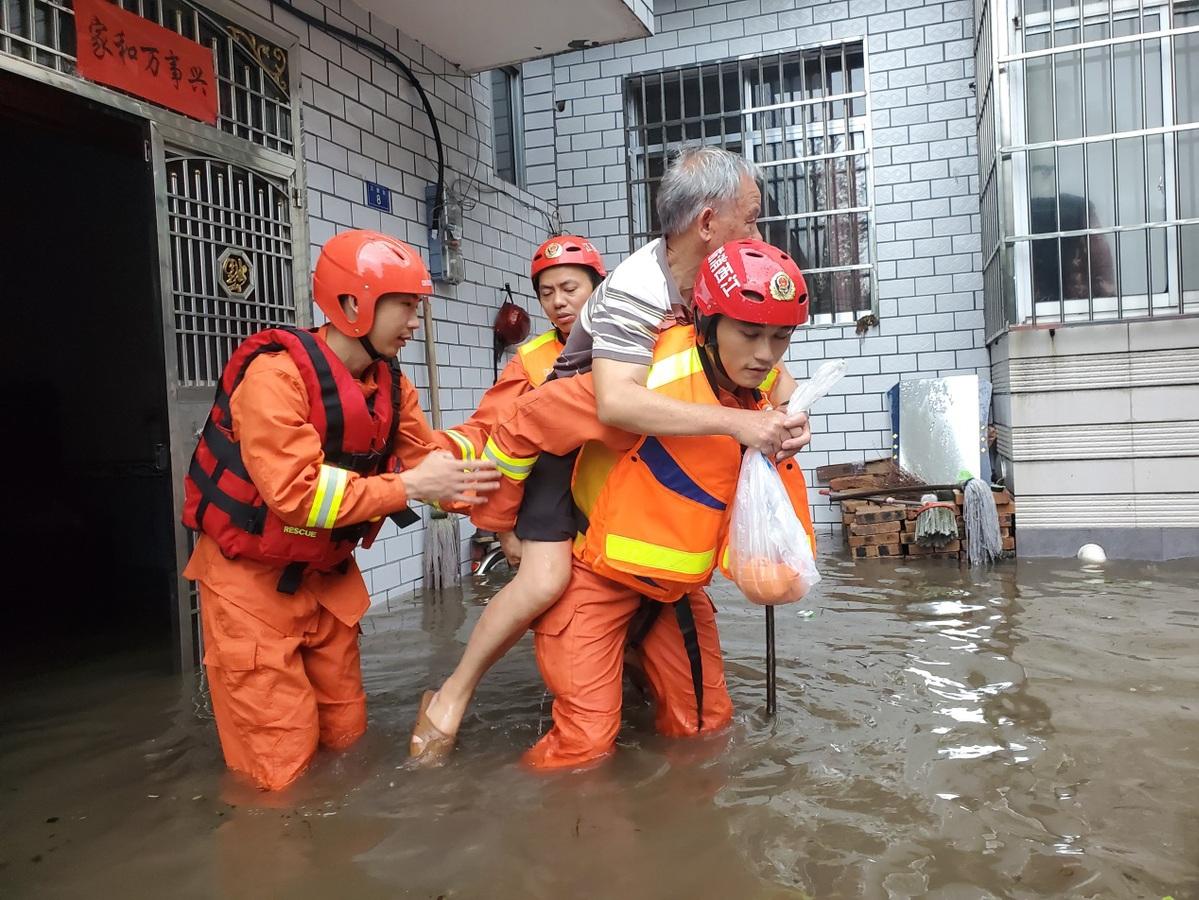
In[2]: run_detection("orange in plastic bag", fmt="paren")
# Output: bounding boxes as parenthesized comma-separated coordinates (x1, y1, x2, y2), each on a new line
(726, 450, 820, 606)
(729, 555, 808, 606)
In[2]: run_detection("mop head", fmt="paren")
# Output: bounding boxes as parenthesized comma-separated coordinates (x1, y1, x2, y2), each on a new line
(915, 493, 958, 548)
(963, 478, 1002, 566)
(423, 508, 461, 590)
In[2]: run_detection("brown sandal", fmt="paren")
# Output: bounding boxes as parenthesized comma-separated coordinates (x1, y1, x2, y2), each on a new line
(409, 690, 456, 766)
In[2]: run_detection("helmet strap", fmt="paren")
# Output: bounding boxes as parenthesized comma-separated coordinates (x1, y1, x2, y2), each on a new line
(358, 334, 388, 361)
(695, 313, 734, 389)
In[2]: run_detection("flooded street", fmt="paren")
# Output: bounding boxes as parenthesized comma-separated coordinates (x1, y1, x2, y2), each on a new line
(3, 545, 1197, 899)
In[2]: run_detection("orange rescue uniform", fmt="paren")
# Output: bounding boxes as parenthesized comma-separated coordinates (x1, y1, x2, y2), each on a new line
(184, 326, 442, 791)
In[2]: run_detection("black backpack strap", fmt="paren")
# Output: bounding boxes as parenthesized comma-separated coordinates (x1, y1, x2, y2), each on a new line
(626, 596, 705, 731)
(199, 416, 251, 482)
(277, 561, 307, 594)
(290, 328, 346, 459)
(673, 598, 705, 732)
(188, 457, 267, 534)
(627, 597, 664, 650)
(389, 508, 421, 529)
(382, 360, 419, 531)
(384, 360, 403, 457)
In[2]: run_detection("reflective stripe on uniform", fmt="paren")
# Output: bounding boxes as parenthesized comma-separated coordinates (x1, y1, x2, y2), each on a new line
(483, 436, 538, 482)
(604, 534, 715, 577)
(443, 428, 477, 460)
(645, 347, 703, 391)
(517, 329, 558, 360)
(306, 464, 350, 529)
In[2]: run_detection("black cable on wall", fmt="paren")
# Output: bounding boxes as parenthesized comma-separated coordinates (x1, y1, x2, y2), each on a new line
(267, 0, 447, 223)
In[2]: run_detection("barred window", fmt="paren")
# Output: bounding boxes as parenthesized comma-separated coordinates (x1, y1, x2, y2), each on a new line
(1002, 0, 1199, 325)
(624, 42, 876, 325)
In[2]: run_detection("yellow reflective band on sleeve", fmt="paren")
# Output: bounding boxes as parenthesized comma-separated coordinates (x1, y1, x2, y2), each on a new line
(483, 436, 538, 482)
(443, 429, 477, 460)
(605, 534, 715, 577)
(758, 367, 779, 393)
(306, 464, 350, 529)
(518, 329, 558, 360)
(645, 348, 703, 391)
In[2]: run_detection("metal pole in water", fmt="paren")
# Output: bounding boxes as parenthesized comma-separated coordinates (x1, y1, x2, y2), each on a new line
(766, 606, 776, 717)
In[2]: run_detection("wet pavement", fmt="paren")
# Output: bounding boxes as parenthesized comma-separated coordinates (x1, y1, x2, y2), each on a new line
(2, 543, 1197, 899)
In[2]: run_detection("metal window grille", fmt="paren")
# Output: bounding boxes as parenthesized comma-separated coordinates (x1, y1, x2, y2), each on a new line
(985, 0, 1199, 332)
(0, 0, 294, 152)
(166, 150, 297, 386)
(624, 42, 876, 325)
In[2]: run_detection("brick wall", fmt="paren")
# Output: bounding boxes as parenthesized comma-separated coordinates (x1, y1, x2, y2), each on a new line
(533, 0, 988, 530)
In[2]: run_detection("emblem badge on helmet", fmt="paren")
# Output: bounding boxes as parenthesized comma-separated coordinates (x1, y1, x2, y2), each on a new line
(769, 271, 796, 301)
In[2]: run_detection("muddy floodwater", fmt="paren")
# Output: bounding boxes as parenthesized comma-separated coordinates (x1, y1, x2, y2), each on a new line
(2, 545, 1197, 899)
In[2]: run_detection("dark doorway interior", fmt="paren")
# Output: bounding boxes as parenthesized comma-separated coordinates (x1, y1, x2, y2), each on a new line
(0, 71, 176, 677)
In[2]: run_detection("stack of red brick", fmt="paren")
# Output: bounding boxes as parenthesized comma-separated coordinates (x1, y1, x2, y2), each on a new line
(817, 459, 1017, 561)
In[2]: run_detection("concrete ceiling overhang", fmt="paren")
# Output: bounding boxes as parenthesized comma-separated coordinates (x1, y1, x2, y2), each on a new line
(359, 0, 653, 73)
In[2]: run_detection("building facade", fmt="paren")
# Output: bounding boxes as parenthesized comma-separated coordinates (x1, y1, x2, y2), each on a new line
(3, 0, 1195, 666)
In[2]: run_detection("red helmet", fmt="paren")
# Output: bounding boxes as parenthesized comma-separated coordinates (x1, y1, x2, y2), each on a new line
(530, 235, 606, 289)
(693, 239, 809, 327)
(494, 298, 531, 346)
(313, 230, 433, 336)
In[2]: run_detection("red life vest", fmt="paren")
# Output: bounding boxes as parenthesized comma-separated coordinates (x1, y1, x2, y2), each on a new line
(182, 327, 418, 592)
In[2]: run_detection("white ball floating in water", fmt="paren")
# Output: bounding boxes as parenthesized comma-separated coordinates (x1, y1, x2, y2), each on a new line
(1077, 543, 1107, 563)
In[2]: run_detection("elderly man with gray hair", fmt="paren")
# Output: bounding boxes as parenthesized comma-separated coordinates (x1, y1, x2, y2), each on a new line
(408, 146, 813, 760)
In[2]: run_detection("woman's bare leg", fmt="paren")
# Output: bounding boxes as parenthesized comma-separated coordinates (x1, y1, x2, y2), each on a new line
(418, 539, 572, 740)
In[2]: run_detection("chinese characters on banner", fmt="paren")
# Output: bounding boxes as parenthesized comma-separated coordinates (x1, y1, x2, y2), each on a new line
(73, 0, 218, 124)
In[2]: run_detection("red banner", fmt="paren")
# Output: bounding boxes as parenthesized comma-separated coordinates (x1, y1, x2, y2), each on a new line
(73, 0, 218, 124)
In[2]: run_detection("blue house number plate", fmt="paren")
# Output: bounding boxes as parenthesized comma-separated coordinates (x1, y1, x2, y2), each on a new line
(365, 181, 392, 213)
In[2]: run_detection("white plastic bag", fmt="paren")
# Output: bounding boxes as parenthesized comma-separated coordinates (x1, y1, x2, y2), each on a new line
(725, 360, 847, 605)
(788, 359, 848, 414)
(726, 450, 820, 605)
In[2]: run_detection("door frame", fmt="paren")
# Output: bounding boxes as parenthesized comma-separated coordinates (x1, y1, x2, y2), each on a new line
(2, 0, 310, 670)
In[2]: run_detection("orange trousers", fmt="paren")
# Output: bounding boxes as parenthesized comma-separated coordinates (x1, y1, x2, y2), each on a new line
(524, 560, 734, 769)
(198, 584, 366, 791)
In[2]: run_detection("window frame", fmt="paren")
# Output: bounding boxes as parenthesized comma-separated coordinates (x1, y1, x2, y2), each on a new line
(489, 64, 525, 189)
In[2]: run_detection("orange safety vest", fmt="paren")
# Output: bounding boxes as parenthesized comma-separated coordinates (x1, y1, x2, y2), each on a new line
(571, 325, 814, 602)
(515, 328, 564, 388)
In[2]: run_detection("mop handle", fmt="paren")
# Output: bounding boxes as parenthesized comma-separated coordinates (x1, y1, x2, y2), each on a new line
(422, 302, 443, 431)
(825, 483, 965, 501)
